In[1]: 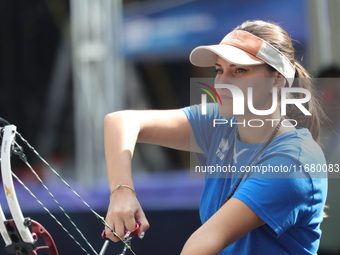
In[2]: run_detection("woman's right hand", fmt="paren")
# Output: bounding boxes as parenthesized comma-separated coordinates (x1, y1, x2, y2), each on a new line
(103, 109, 197, 242)
(104, 185, 149, 242)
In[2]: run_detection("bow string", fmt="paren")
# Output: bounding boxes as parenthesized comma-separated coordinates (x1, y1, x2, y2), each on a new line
(0, 120, 137, 255)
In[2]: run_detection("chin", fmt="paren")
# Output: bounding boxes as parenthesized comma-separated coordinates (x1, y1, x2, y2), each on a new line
(218, 107, 233, 118)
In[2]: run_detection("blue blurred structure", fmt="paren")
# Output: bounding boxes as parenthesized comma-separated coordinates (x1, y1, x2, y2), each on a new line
(123, 0, 308, 59)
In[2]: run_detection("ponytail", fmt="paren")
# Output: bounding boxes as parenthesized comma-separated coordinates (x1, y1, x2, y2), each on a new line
(286, 61, 324, 144)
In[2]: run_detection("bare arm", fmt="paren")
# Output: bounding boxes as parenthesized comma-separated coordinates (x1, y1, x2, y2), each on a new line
(180, 198, 265, 255)
(104, 109, 201, 241)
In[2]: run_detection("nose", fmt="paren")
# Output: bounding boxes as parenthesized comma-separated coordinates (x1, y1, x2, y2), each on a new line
(215, 76, 236, 87)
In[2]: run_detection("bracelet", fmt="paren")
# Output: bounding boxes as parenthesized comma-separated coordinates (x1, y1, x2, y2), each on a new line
(110, 182, 136, 196)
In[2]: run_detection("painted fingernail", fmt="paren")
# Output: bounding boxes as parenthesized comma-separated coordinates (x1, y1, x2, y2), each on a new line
(140, 232, 145, 239)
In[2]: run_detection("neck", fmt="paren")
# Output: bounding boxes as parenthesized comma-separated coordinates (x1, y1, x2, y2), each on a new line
(235, 111, 294, 144)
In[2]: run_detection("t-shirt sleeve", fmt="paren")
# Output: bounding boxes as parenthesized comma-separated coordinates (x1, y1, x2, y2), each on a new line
(181, 104, 220, 155)
(233, 159, 314, 237)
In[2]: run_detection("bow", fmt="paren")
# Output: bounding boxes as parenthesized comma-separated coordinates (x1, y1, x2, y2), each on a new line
(0, 123, 58, 255)
(0, 119, 138, 255)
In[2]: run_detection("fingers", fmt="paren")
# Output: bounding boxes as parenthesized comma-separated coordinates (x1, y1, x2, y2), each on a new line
(104, 207, 149, 242)
(104, 209, 135, 242)
(135, 211, 150, 239)
(104, 188, 150, 242)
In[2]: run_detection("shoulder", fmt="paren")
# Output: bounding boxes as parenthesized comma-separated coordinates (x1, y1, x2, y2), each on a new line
(246, 127, 328, 212)
(260, 127, 326, 174)
(270, 127, 318, 151)
(182, 103, 238, 133)
(182, 103, 220, 121)
(182, 104, 236, 155)
(248, 127, 327, 200)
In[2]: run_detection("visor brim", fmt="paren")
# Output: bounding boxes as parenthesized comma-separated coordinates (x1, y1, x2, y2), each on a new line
(190, 45, 265, 67)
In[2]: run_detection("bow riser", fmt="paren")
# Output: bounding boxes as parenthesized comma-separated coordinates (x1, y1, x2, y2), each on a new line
(4, 219, 38, 254)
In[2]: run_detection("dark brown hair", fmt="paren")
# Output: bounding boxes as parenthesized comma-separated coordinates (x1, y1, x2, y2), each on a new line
(234, 20, 324, 144)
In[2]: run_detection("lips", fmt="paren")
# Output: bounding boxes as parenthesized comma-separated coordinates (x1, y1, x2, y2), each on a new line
(219, 94, 233, 100)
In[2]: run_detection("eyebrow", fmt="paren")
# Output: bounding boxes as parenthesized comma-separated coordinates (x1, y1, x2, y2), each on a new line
(215, 63, 236, 67)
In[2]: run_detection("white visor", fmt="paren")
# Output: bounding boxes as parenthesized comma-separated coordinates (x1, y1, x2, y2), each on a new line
(190, 30, 295, 87)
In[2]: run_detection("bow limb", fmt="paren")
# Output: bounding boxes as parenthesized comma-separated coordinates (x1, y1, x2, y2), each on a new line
(1, 125, 59, 255)
(0, 204, 11, 246)
(1, 125, 34, 244)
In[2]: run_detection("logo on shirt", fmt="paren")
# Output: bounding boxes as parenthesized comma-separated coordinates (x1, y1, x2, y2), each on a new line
(216, 138, 228, 160)
(216, 138, 249, 162)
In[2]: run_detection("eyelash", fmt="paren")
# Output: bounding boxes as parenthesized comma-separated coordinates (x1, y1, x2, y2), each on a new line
(235, 68, 248, 73)
(215, 69, 223, 74)
(215, 68, 249, 74)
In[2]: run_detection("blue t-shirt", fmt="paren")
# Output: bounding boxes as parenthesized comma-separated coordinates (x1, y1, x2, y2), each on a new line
(182, 104, 328, 255)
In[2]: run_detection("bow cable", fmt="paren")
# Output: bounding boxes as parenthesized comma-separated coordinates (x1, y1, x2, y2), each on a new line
(0, 124, 136, 255)
(14, 131, 135, 253)
(10, 171, 96, 255)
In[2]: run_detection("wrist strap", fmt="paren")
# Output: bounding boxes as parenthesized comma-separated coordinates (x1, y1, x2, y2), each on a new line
(110, 182, 136, 196)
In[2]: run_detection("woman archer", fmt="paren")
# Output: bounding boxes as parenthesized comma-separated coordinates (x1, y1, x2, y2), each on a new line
(103, 20, 328, 255)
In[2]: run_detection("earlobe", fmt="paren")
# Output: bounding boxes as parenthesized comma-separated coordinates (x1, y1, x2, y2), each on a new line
(273, 73, 286, 89)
